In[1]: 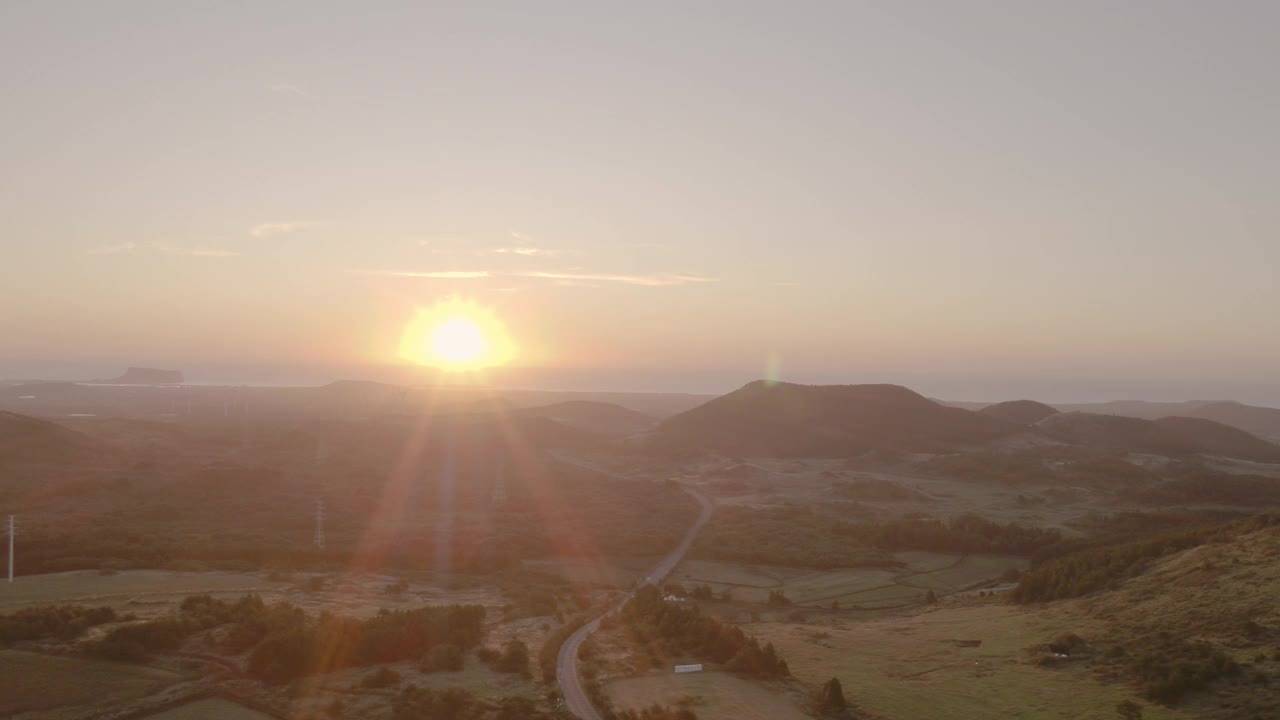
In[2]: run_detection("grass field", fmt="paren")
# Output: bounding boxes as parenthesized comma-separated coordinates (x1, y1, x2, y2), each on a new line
(746, 604, 1190, 720)
(670, 553, 1024, 609)
(140, 698, 276, 720)
(0, 649, 181, 717)
(605, 670, 810, 720)
(522, 555, 660, 589)
(0, 570, 285, 611)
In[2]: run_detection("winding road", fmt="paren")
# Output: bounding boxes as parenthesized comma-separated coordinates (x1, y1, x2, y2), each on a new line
(556, 485, 714, 720)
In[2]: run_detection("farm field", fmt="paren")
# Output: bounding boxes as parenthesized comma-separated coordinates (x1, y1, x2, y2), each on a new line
(669, 553, 1024, 608)
(697, 457, 1103, 532)
(0, 649, 181, 718)
(745, 604, 1189, 720)
(0, 570, 285, 612)
(140, 698, 276, 720)
(521, 554, 661, 589)
(605, 670, 810, 720)
(0, 570, 511, 621)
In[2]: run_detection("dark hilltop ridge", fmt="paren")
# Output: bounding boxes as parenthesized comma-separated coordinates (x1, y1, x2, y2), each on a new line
(649, 380, 1280, 463)
(96, 367, 184, 384)
(979, 399, 1060, 425)
(1036, 412, 1280, 463)
(517, 400, 656, 437)
(650, 380, 1020, 456)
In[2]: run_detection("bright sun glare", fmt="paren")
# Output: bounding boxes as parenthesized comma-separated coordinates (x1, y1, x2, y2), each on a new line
(399, 298, 515, 371)
(432, 318, 485, 363)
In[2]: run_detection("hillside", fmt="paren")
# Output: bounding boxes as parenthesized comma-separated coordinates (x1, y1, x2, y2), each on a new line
(0, 411, 96, 463)
(1152, 416, 1280, 463)
(517, 400, 656, 437)
(1006, 514, 1280, 715)
(1037, 412, 1280, 462)
(650, 381, 1020, 456)
(979, 399, 1059, 425)
(1053, 399, 1280, 442)
(1184, 401, 1280, 442)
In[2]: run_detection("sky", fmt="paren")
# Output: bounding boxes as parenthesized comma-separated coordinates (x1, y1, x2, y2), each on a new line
(2, 2, 1278, 402)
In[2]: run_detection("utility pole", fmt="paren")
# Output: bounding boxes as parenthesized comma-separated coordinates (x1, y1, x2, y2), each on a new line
(314, 498, 325, 550)
(7, 515, 14, 584)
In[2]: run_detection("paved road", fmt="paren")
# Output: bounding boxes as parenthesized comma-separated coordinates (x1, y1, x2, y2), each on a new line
(556, 485, 714, 720)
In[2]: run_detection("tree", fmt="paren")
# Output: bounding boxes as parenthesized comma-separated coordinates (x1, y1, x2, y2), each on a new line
(494, 639, 530, 676)
(423, 643, 464, 672)
(820, 677, 847, 712)
(1116, 699, 1143, 720)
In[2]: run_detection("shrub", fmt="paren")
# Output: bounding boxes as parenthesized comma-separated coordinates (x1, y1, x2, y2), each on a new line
(422, 643, 464, 672)
(360, 666, 402, 689)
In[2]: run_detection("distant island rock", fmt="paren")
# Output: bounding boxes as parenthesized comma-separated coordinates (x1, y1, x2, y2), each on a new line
(100, 367, 184, 384)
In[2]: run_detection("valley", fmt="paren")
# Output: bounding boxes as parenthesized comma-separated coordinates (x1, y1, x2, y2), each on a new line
(2, 379, 1280, 719)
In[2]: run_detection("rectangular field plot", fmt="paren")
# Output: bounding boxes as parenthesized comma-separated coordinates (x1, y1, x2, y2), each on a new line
(0, 570, 285, 611)
(672, 553, 1020, 609)
(0, 649, 180, 717)
(606, 670, 810, 720)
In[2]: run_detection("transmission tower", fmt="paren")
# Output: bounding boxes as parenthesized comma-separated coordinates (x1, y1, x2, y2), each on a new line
(6, 515, 14, 584)
(314, 498, 326, 550)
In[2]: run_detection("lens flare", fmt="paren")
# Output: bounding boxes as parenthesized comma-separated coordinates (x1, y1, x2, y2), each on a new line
(398, 297, 515, 370)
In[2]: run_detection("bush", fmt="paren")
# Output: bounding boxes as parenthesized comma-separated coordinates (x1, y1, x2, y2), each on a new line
(361, 666, 402, 689)
(492, 639, 530, 676)
(422, 643, 464, 672)
(0, 605, 117, 645)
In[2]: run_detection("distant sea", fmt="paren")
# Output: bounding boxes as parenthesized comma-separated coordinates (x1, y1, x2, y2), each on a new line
(3, 361, 1278, 406)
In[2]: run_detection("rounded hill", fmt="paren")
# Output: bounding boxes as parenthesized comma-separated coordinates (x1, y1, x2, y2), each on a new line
(979, 400, 1059, 425)
(650, 381, 1020, 456)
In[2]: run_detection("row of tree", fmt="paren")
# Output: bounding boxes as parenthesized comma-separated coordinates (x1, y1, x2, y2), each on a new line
(697, 507, 1062, 570)
(618, 585, 789, 679)
(0, 604, 118, 645)
(90, 593, 487, 684)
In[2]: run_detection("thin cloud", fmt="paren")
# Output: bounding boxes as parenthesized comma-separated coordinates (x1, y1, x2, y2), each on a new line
(509, 231, 536, 244)
(518, 271, 717, 286)
(251, 220, 324, 238)
(358, 270, 491, 279)
(154, 244, 241, 257)
(353, 268, 714, 286)
(494, 247, 547, 256)
(87, 241, 238, 257)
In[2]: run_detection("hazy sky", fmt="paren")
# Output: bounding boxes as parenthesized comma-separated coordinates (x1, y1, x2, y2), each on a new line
(2, 2, 1277, 401)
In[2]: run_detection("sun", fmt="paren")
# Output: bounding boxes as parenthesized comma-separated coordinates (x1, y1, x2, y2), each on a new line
(432, 318, 485, 364)
(398, 298, 515, 371)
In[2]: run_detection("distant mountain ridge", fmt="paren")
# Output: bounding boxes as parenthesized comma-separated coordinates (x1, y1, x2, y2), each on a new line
(1035, 412, 1280, 463)
(517, 400, 656, 437)
(951, 398, 1280, 443)
(650, 381, 1021, 456)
